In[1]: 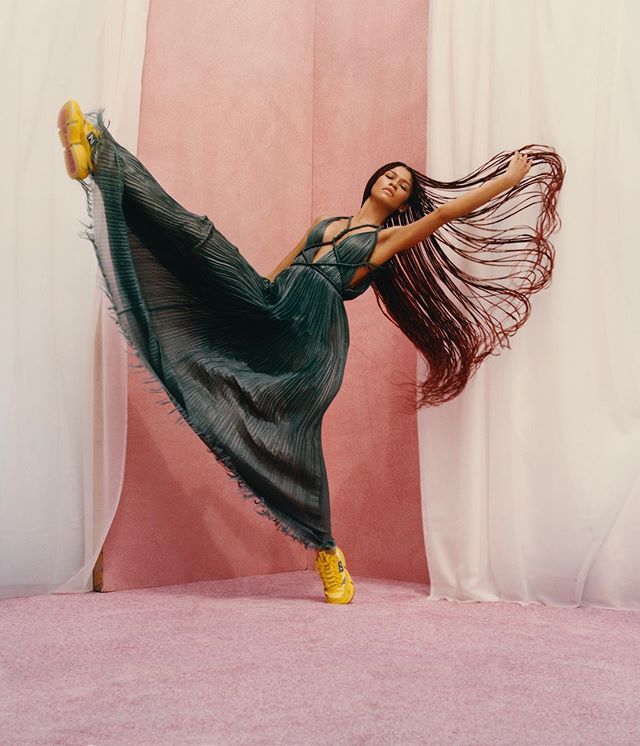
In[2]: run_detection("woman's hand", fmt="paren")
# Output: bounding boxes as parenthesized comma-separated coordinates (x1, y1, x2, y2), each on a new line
(505, 151, 532, 187)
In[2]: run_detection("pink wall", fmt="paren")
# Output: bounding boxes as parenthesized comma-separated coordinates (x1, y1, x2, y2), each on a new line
(102, 0, 429, 590)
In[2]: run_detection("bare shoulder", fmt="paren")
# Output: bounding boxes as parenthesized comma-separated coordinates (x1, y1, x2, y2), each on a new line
(369, 208, 448, 267)
(312, 214, 331, 226)
(299, 214, 329, 237)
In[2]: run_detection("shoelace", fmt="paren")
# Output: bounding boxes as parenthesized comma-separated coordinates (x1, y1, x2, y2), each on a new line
(317, 554, 344, 592)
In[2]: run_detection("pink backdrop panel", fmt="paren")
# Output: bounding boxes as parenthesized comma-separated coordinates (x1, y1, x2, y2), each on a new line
(311, 0, 429, 582)
(102, 0, 430, 590)
(102, 0, 315, 590)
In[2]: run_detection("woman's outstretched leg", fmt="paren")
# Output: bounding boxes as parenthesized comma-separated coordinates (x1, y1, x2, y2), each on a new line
(107, 130, 211, 249)
(58, 98, 212, 251)
(58, 99, 272, 313)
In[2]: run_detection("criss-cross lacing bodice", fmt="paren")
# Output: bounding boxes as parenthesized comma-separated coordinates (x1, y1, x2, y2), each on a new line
(294, 216, 383, 296)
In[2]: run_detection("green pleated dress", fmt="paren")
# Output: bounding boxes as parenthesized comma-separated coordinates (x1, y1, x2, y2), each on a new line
(82, 112, 384, 550)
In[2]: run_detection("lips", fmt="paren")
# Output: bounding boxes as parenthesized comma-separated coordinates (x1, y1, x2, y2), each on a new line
(382, 187, 394, 196)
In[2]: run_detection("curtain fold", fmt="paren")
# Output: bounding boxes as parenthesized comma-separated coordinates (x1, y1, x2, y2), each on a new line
(420, 0, 640, 609)
(0, 0, 149, 599)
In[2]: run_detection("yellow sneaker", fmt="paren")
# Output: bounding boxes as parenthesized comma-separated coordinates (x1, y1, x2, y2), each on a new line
(315, 546, 355, 604)
(57, 99, 101, 180)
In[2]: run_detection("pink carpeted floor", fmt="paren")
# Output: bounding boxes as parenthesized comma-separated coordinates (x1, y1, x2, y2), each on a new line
(1, 571, 639, 745)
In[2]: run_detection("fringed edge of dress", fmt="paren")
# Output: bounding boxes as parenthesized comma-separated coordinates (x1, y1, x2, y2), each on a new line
(76, 108, 326, 552)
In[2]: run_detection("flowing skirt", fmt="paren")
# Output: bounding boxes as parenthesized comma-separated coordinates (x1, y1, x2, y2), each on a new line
(80, 110, 351, 550)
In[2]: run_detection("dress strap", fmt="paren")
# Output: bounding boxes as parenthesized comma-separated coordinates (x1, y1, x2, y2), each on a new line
(321, 216, 383, 246)
(336, 217, 382, 235)
(306, 217, 383, 254)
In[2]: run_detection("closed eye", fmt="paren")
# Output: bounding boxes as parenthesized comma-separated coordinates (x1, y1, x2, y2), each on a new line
(386, 171, 410, 191)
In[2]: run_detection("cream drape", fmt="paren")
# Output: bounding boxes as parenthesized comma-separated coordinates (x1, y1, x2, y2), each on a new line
(420, 0, 640, 609)
(0, 0, 148, 599)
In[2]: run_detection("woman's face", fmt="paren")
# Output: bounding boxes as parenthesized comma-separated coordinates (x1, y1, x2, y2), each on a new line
(372, 166, 413, 212)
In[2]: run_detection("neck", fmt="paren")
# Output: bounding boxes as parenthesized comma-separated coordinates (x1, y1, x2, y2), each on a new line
(351, 199, 397, 227)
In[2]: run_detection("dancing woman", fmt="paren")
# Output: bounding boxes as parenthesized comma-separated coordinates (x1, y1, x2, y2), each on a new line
(57, 100, 564, 605)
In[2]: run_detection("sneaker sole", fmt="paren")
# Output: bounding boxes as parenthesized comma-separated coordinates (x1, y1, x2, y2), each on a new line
(325, 580, 355, 604)
(57, 99, 93, 180)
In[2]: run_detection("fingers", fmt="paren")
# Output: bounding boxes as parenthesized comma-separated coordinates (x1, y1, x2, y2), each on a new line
(508, 151, 531, 185)
(512, 151, 532, 176)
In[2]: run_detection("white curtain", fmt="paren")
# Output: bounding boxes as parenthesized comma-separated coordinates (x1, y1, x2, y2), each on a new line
(420, 0, 640, 610)
(0, 0, 149, 599)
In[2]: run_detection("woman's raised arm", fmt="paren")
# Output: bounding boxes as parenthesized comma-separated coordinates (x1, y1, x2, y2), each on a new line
(441, 151, 530, 221)
(372, 151, 530, 264)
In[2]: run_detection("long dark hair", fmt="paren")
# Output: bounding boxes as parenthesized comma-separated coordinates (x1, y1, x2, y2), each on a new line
(363, 147, 565, 410)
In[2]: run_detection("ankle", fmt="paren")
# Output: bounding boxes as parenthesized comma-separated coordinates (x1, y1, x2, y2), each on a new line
(317, 546, 337, 556)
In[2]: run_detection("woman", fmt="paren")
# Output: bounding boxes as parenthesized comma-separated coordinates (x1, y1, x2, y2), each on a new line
(57, 100, 564, 605)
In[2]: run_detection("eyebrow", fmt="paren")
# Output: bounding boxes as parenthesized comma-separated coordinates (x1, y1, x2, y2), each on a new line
(388, 169, 411, 187)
